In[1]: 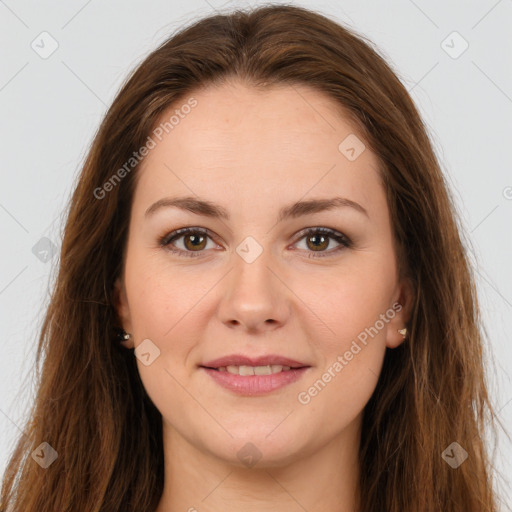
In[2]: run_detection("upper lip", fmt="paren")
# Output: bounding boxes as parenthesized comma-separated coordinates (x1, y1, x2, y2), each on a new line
(201, 354, 310, 369)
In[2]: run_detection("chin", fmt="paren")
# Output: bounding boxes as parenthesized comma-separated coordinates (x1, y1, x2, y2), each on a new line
(199, 426, 309, 469)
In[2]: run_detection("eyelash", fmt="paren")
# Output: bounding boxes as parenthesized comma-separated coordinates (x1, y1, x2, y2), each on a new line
(158, 227, 352, 259)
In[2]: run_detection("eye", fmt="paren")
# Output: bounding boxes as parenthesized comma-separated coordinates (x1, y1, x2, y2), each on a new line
(159, 227, 352, 258)
(159, 227, 218, 258)
(293, 227, 352, 258)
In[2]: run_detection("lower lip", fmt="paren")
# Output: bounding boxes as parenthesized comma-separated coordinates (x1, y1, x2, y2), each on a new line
(201, 367, 310, 396)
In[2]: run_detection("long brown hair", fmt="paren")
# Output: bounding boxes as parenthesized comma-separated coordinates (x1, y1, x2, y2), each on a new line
(1, 4, 506, 511)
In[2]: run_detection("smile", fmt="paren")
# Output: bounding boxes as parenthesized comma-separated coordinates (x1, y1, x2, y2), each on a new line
(200, 366, 310, 395)
(215, 364, 291, 375)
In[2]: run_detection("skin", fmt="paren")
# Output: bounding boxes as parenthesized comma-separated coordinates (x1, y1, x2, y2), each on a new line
(114, 80, 413, 512)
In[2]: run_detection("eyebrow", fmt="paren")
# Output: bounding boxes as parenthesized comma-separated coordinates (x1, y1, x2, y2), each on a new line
(144, 195, 369, 221)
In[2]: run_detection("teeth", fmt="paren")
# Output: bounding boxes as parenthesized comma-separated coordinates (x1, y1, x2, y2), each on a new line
(274, 365, 291, 372)
(254, 365, 272, 375)
(220, 365, 291, 375)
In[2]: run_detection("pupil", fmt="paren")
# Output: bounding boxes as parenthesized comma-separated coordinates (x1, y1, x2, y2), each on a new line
(309, 234, 327, 250)
(190, 235, 203, 245)
(187, 234, 204, 249)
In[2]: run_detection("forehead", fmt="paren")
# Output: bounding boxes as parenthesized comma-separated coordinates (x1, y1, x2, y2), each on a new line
(133, 81, 386, 221)
(155, 81, 363, 157)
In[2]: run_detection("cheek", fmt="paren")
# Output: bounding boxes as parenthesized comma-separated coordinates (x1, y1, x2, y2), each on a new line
(296, 291, 388, 438)
(122, 253, 203, 404)
(301, 254, 396, 352)
(293, 256, 394, 415)
(124, 259, 208, 425)
(124, 247, 205, 338)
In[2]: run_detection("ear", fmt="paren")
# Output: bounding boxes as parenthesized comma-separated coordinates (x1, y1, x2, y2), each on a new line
(113, 276, 134, 349)
(386, 276, 414, 349)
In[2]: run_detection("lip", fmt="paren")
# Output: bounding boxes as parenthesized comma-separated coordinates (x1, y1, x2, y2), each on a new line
(201, 354, 309, 369)
(199, 354, 311, 396)
(201, 367, 310, 396)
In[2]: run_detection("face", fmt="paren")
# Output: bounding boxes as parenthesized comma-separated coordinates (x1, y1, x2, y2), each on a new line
(114, 80, 412, 467)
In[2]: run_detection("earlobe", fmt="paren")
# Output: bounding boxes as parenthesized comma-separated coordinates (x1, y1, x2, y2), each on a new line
(386, 322, 408, 350)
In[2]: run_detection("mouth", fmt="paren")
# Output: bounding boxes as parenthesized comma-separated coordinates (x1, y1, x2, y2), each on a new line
(202, 364, 304, 375)
(199, 354, 311, 396)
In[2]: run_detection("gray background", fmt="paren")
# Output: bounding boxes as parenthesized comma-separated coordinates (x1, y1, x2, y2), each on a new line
(1, 0, 511, 507)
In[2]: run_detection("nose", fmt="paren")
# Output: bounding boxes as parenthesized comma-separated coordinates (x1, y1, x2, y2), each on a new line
(217, 247, 291, 333)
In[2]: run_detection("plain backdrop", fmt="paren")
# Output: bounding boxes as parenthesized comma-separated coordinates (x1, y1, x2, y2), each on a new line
(1, 0, 511, 508)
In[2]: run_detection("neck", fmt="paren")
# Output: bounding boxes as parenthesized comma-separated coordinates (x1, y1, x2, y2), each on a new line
(155, 415, 362, 512)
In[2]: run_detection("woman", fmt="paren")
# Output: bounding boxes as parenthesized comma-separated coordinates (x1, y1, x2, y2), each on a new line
(0, 4, 504, 511)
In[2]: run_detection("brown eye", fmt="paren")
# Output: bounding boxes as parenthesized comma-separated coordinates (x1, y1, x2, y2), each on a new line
(160, 228, 216, 258)
(160, 226, 351, 259)
(305, 233, 330, 252)
(294, 228, 351, 258)
(183, 233, 207, 251)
